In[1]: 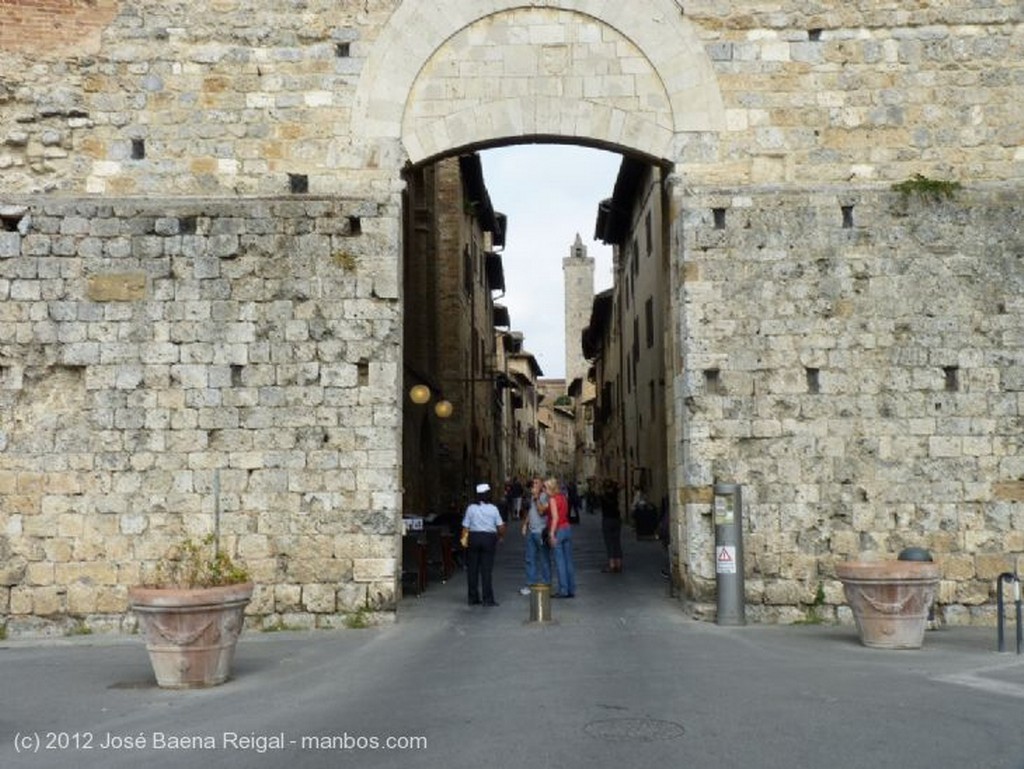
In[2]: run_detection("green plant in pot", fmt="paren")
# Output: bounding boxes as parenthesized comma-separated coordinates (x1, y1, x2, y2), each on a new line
(129, 534, 253, 689)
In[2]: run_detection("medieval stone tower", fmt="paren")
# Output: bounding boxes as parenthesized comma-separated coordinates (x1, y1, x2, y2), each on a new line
(563, 234, 595, 387)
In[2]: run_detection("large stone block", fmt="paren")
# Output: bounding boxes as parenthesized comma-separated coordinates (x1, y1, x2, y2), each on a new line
(301, 583, 338, 613)
(274, 584, 302, 613)
(352, 558, 396, 582)
(87, 273, 148, 302)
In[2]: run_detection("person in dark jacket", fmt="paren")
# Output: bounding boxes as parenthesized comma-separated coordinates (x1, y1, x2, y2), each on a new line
(599, 478, 623, 573)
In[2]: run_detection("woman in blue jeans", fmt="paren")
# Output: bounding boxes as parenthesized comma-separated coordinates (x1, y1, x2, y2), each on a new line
(520, 477, 551, 593)
(546, 477, 575, 598)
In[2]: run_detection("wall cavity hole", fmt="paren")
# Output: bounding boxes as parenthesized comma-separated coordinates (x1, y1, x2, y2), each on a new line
(841, 205, 854, 229)
(131, 138, 146, 160)
(335, 42, 351, 57)
(943, 366, 959, 392)
(288, 173, 309, 194)
(704, 368, 721, 395)
(0, 214, 25, 232)
(712, 208, 726, 230)
(348, 216, 362, 236)
(806, 367, 820, 394)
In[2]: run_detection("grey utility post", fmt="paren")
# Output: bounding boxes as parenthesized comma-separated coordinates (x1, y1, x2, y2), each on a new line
(713, 483, 745, 625)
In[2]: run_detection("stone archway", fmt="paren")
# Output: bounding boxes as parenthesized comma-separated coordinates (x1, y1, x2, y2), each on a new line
(354, 0, 725, 165)
(358, 0, 727, 611)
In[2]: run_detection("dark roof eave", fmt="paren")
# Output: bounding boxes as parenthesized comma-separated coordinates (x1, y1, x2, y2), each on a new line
(459, 154, 503, 242)
(593, 157, 646, 246)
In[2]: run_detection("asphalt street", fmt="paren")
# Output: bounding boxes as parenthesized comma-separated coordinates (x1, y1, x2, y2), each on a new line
(2, 514, 1023, 769)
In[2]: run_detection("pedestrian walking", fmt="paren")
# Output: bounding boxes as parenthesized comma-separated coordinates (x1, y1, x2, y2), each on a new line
(599, 478, 623, 573)
(565, 481, 581, 524)
(461, 483, 506, 606)
(546, 477, 576, 598)
(508, 476, 524, 521)
(519, 476, 551, 595)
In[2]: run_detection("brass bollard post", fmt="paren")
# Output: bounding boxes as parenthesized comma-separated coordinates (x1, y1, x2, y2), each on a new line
(528, 583, 552, 623)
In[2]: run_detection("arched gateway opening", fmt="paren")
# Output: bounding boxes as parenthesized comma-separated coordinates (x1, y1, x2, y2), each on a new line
(359, 1, 726, 601)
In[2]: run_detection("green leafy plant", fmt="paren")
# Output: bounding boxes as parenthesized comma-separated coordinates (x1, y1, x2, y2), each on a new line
(332, 250, 358, 271)
(794, 582, 828, 625)
(67, 620, 93, 636)
(892, 173, 961, 201)
(344, 606, 372, 629)
(261, 617, 304, 633)
(151, 534, 250, 588)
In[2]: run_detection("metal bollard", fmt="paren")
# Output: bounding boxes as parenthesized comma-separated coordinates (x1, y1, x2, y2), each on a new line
(996, 572, 1021, 654)
(713, 483, 745, 626)
(528, 583, 552, 623)
(898, 547, 937, 629)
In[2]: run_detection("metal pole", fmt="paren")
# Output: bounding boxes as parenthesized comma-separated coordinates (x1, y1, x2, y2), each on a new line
(713, 483, 745, 626)
(527, 583, 552, 624)
(214, 468, 221, 558)
(996, 572, 1020, 654)
(1015, 577, 1022, 655)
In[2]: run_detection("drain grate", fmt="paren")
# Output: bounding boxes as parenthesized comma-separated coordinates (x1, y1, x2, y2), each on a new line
(584, 718, 685, 742)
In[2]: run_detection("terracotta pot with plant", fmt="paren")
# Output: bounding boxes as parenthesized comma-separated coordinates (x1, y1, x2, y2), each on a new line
(129, 535, 253, 688)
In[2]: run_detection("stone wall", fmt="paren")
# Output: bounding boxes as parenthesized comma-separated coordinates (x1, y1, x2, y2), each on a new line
(0, 0, 118, 57)
(2, 2, 1021, 196)
(676, 183, 1024, 624)
(0, 195, 402, 634)
(681, 2, 1024, 186)
(0, 1, 1022, 632)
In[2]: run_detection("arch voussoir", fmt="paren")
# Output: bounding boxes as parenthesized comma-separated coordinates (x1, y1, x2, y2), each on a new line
(355, 2, 723, 165)
(407, 95, 675, 163)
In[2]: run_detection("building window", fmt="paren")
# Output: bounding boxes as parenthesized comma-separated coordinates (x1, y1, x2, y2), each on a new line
(463, 246, 472, 297)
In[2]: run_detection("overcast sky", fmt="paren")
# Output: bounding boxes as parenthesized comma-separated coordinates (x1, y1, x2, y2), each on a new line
(480, 144, 623, 380)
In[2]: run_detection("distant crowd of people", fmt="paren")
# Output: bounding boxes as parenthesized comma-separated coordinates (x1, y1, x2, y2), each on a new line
(460, 476, 576, 605)
(459, 474, 667, 608)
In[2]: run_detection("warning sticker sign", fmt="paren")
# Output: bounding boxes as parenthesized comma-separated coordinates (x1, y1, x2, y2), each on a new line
(716, 545, 736, 574)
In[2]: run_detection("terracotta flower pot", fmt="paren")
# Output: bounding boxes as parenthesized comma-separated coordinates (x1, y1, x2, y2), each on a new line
(129, 583, 253, 688)
(836, 561, 939, 649)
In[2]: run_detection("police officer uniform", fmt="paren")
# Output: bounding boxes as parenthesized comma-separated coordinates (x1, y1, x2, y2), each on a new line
(462, 483, 505, 606)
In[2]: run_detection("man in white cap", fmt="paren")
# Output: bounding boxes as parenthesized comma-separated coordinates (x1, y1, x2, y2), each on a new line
(461, 482, 506, 606)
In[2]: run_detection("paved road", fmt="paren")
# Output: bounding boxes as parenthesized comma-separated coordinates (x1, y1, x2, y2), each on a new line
(2, 516, 1024, 769)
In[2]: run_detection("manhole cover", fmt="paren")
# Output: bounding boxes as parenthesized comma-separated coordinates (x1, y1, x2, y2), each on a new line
(584, 718, 685, 742)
